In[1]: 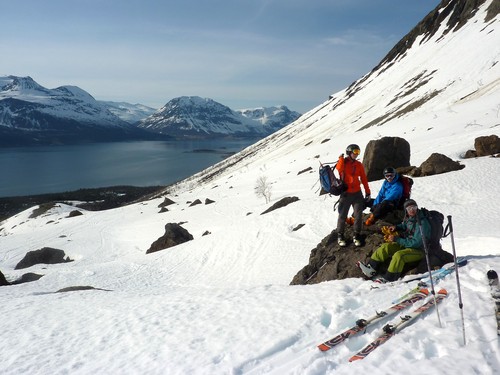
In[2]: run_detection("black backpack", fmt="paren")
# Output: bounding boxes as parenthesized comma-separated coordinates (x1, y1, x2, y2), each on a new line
(319, 161, 347, 196)
(417, 208, 454, 270)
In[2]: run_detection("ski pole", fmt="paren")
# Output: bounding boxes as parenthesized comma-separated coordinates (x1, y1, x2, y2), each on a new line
(417, 211, 443, 328)
(447, 215, 466, 346)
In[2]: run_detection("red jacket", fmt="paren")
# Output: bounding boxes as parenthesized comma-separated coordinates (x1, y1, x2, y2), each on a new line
(336, 156, 370, 195)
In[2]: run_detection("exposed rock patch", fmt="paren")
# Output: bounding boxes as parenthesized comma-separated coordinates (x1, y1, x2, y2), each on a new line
(363, 137, 411, 181)
(261, 197, 299, 215)
(464, 135, 500, 158)
(15, 247, 73, 270)
(146, 223, 194, 254)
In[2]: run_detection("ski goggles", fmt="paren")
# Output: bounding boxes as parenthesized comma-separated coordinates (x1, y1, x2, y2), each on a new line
(405, 205, 418, 213)
(384, 173, 395, 179)
(352, 149, 361, 155)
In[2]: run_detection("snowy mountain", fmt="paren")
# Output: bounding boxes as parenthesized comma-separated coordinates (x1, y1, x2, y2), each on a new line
(0, 0, 499, 374)
(0, 76, 167, 146)
(0, 77, 300, 144)
(99, 100, 156, 124)
(237, 105, 302, 134)
(0, 76, 127, 127)
(138, 96, 301, 138)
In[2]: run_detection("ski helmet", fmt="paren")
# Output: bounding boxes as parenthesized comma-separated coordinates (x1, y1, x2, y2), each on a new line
(346, 144, 360, 155)
(403, 199, 417, 210)
(383, 167, 396, 176)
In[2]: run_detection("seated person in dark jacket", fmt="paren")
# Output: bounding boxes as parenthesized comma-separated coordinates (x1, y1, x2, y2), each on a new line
(358, 199, 431, 282)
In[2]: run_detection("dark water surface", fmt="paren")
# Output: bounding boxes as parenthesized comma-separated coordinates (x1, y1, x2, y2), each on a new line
(0, 139, 256, 197)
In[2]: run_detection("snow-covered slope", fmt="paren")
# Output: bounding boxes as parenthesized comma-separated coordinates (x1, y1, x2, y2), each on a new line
(205, 0, 499, 173)
(0, 0, 499, 374)
(138, 96, 300, 138)
(99, 100, 157, 124)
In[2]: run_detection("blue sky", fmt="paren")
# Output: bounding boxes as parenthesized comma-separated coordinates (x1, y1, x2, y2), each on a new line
(2, 0, 439, 113)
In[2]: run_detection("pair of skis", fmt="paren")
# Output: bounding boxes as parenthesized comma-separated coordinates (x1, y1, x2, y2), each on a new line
(349, 289, 448, 361)
(317, 288, 448, 362)
(317, 288, 429, 351)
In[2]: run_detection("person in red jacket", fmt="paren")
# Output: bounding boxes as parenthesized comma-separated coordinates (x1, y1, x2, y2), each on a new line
(335, 144, 371, 247)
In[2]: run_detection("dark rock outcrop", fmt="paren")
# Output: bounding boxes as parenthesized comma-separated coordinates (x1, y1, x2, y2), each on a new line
(158, 197, 176, 208)
(291, 211, 405, 285)
(15, 247, 73, 270)
(11, 273, 44, 284)
(293, 224, 305, 232)
(419, 153, 465, 176)
(397, 153, 465, 177)
(298, 167, 313, 175)
(363, 137, 411, 181)
(0, 270, 9, 286)
(189, 199, 202, 207)
(146, 223, 194, 254)
(261, 197, 299, 215)
(464, 135, 500, 158)
(68, 210, 83, 218)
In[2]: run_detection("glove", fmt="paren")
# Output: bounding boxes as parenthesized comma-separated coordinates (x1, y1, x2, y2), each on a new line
(386, 234, 397, 243)
(381, 226, 397, 234)
(381, 226, 398, 242)
(364, 194, 371, 203)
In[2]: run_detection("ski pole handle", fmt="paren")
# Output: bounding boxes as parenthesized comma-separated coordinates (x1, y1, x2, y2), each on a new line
(447, 215, 454, 233)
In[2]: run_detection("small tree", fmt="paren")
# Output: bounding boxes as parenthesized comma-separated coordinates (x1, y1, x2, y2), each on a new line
(254, 176, 272, 203)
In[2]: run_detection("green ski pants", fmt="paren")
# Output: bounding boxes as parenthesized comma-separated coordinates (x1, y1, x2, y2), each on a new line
(371, 242, 424, 274)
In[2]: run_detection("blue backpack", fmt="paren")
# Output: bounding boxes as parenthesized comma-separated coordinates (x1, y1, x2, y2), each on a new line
(319, 161, 347, 196)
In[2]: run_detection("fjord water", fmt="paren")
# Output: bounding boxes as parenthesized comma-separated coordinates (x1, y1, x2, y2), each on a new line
(0, 139, 257, 197)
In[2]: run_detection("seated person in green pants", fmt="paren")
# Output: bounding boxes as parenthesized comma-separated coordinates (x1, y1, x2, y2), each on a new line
(357, 199, 431, 283)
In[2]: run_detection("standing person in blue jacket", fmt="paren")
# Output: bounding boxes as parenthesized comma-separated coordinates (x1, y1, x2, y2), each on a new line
(357, 199, 431, 282)
(364, 167, 403, 226)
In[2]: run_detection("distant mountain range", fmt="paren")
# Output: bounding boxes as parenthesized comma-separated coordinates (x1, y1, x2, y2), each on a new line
(0, 76, 165, 146)
(138, 96, 301, 139)
(0, 76, 301, 146)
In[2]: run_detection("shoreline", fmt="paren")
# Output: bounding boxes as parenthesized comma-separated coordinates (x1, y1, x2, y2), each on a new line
(0, 185, 165, 221)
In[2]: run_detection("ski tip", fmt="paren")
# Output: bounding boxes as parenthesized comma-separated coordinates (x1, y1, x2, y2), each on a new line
(457, 257, 468, 266)
(348, 355, 363, 362)
(437, 289, 448, 296)
(420, 288, 430, 295)
(317, 344, 331, 351)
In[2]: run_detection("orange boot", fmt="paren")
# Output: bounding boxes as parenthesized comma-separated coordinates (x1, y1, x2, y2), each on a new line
(364, 214, 376, 226)
(345, 216, 355, 226)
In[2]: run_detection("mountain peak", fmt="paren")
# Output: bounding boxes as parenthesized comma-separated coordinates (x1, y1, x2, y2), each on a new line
(0, 75, 48, 94)
(139, 97, 301, 139)
(0, 75, 161, 146)
(375, 0, 499, 70)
